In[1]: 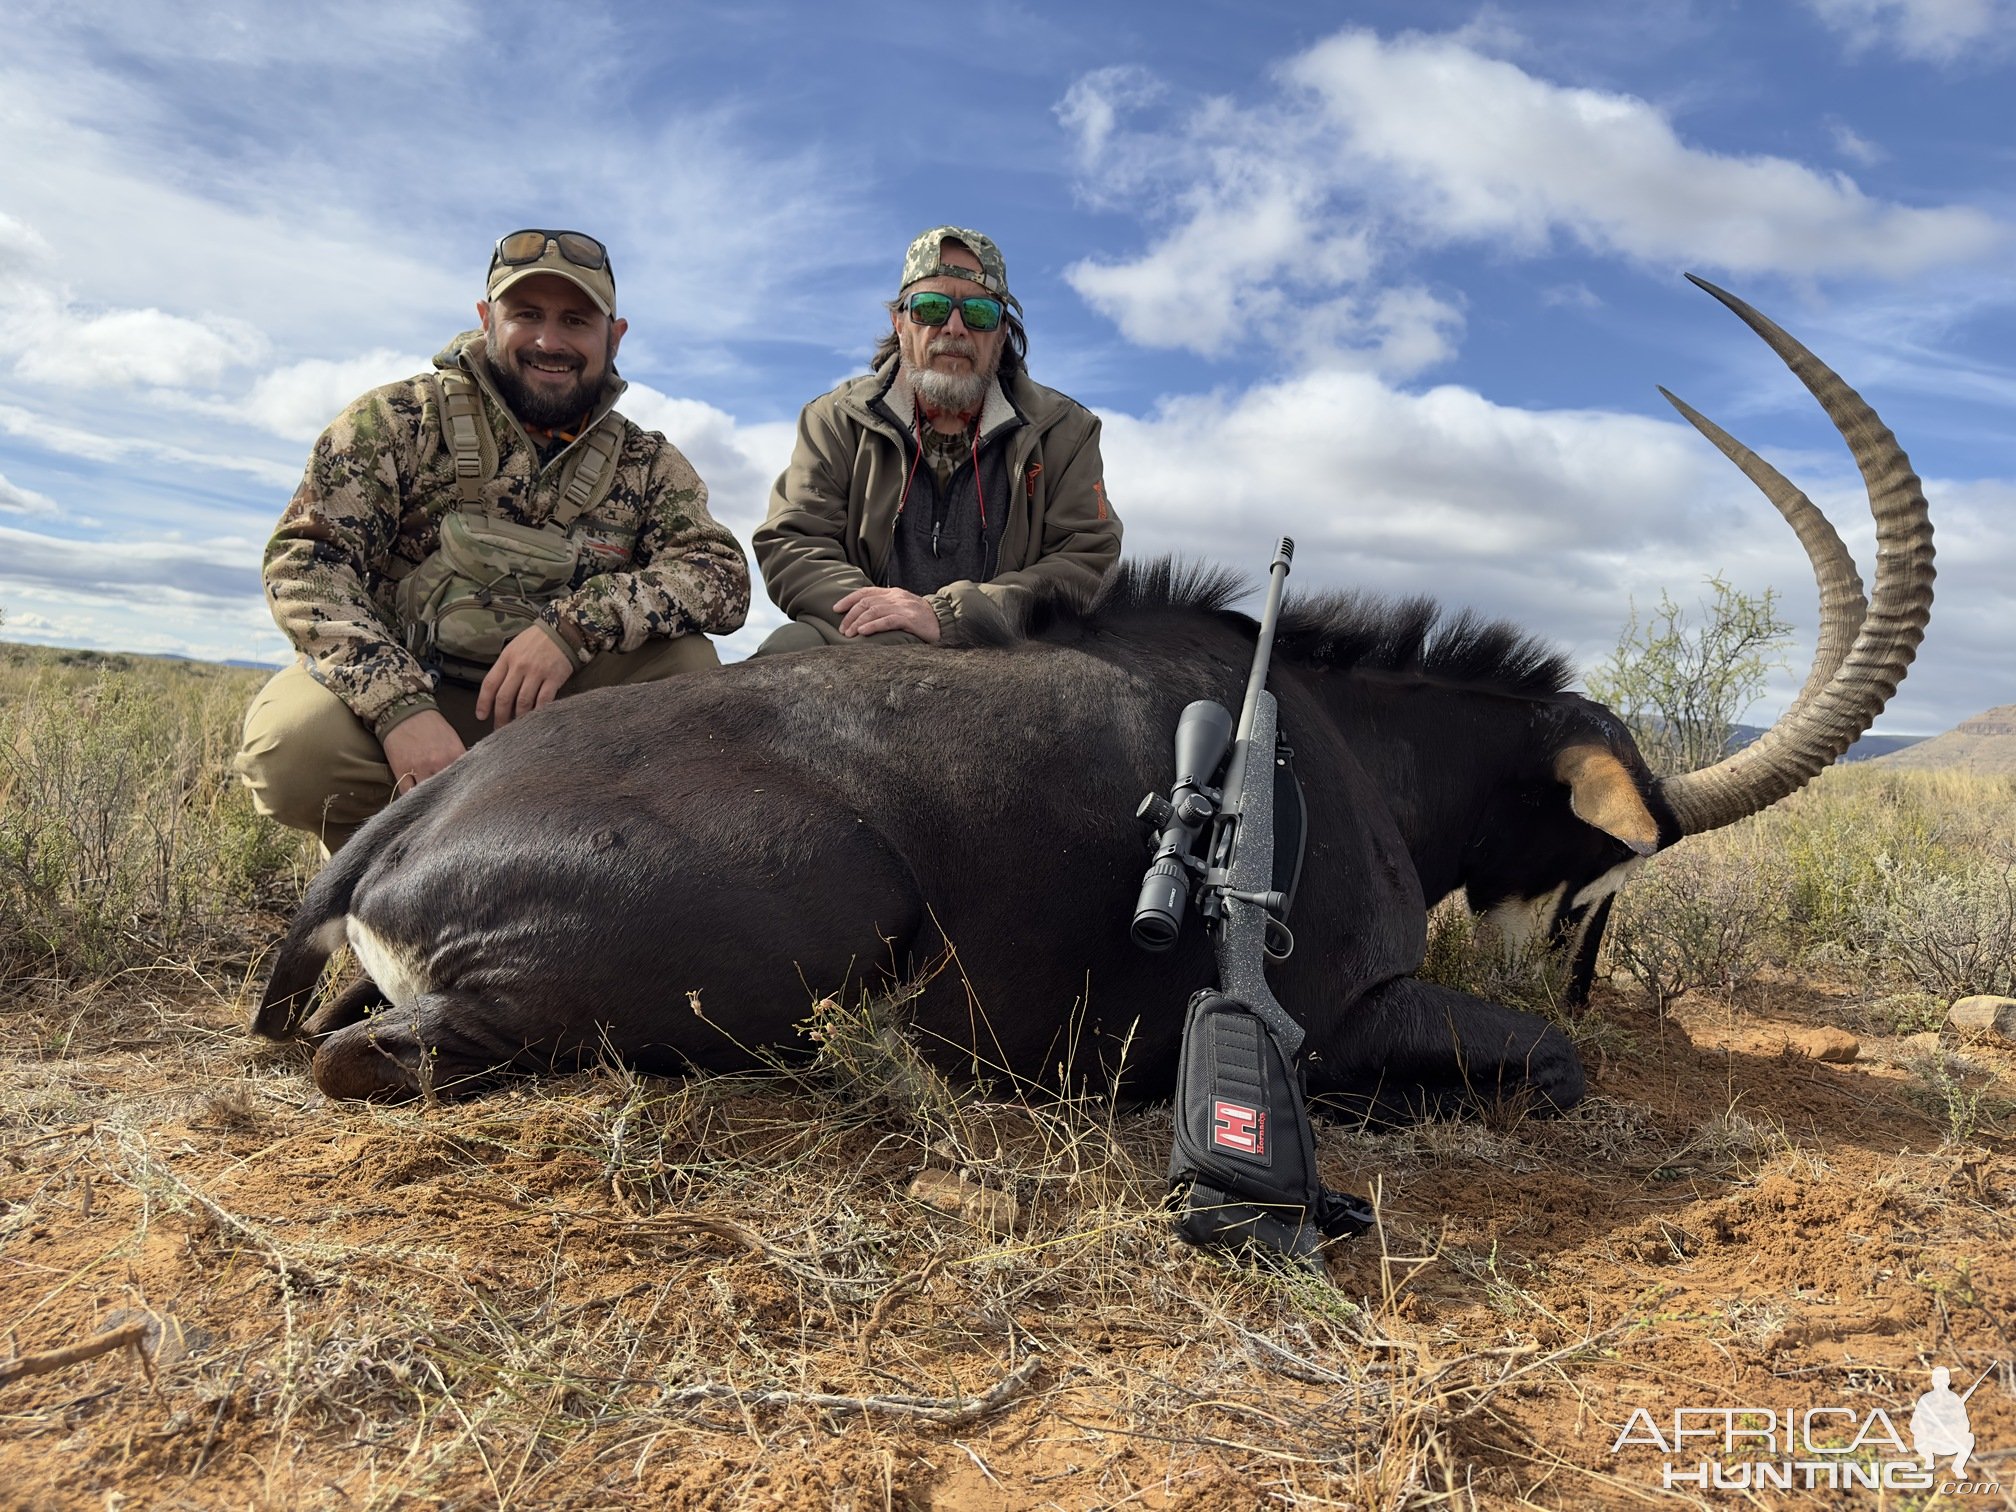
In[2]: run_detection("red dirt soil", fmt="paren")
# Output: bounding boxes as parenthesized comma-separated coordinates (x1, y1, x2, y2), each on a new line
(2, 976, 2011, 1510)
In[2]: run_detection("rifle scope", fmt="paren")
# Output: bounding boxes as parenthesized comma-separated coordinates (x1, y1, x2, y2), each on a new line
(1130, 700, 1234, 950)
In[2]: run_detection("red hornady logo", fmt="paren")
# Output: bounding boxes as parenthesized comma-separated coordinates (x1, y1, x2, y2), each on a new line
(1212, 1099, 1264, 1156)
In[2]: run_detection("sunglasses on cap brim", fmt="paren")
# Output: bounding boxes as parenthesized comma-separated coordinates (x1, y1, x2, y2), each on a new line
(491, 230, 611, 275)
(900, 292, 1005, 332)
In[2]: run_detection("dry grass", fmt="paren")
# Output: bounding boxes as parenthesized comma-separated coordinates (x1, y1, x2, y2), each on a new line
(0, 973, 1590, 1510)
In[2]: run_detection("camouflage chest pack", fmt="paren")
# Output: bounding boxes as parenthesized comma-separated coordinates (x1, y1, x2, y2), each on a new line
(393, 368, 626, 683)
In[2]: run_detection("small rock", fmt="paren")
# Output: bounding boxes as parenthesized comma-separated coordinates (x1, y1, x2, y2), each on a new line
(907, 1169, 1019, 1236)
(1949, 995, 2016, 1044)
(99, 1307, 199, 1367)
(1788, 1027, 1859, 1063)
(1899, 1031, 1943, 1060)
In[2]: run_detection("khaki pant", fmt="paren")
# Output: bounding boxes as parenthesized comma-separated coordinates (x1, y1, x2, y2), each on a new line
(235, 635, 719, 851)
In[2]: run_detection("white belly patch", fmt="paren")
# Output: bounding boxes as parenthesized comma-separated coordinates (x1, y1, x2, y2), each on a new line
(346, 917, 432, 1008)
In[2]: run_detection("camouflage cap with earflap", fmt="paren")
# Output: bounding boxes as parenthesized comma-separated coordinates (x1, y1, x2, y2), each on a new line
(900, 226, 1021, 313)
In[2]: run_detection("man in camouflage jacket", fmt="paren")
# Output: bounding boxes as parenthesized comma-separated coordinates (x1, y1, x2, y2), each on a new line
(753, 226, 1120, 651)
(236, 229, 750, 849)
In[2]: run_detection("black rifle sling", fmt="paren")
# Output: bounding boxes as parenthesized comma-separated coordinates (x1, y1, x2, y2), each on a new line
(1271, 731, 1307, 921)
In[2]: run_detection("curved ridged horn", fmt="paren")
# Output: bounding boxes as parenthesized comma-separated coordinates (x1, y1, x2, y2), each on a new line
(1656, 275, 1934, 836)
(1657, 389, 1866, 716)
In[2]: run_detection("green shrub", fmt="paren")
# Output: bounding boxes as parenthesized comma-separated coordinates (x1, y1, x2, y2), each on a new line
(1605, 838, 1784, 1010)
(1600, 765, 2016, 1006)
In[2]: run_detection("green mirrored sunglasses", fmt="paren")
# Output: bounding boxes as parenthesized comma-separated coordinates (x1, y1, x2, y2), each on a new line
(901, 291, 1005, 332)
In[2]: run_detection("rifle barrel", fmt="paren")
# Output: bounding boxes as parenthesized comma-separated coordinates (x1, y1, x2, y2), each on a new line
(1231, 537, 1294, 750)
(1225, 536, 1294, 796)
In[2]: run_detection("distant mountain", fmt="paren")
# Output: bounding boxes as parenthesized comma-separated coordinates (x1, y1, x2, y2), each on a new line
(0, 641, 279, 674)
(1867, 705, 2016, 773)
(1726, 724, 1929, 762)
(148, 651, 281, 671)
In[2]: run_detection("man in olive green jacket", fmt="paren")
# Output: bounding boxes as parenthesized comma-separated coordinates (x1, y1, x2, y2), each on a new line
(753, 226, 1121, 651)
(237, 230, 749, 849)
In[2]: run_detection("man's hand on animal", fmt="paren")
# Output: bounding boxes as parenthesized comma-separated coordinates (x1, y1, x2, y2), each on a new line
(477, 625, 578, 726)
(380, 710, 467, 793)
(834, 586, 941, 641)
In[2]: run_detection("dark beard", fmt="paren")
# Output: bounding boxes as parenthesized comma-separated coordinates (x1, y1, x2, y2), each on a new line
(487, 347, 600, 430)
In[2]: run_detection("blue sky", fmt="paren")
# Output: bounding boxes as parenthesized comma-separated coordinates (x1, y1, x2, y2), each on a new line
(0, 0, 2009, 734)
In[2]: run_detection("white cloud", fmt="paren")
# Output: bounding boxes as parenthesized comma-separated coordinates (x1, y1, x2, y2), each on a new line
(1541, 283, 1604, 311)
(12, 302, 269, 390)
(0, 405, 299, 488)
(0, 7, 2000, 746)
(0, 471, 60, 517)
(0, 7, 867, 547)
(0, 209, 54, 272)
(0, 607, 58, 633)
(1099, 369, 1732, 571)
(1067, 197, 1381, 358)
(0, 522, 262, 603)
(1806, 0, 2015, 62)
(1056, 66, 1169, 194)
(619, 383, 795, 552)
(1060, 66, 1385, 361)
(49, 0, 476, 67)
(237, 351, 432, 442)
(1061, 29, 2006, 364)
(0, 90, 462, 355)
(1287, 31, 2002, 274)
(1085, 356, 1980, 735)
(1887, 477, 2016, 724)
(0, 578, 284, 665)
(1827, 119, 1886, 166)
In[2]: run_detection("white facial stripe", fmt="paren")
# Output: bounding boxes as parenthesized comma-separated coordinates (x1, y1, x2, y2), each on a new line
(1481, 858, 1644, 960)
(346, 917, 431, 1008)
(1571, 857, 1643, 913)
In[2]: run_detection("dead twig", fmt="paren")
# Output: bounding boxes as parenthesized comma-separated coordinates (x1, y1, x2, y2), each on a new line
(0, 1123, 93, 1169)
(660, 1352, 1045, 1427)
(857, 1255, 943, 1365)
(0, 1322, 147, 1386)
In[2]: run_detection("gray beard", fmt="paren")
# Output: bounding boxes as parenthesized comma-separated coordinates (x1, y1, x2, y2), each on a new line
(903, 335, 997, 416)
(908, 364, 990, 415)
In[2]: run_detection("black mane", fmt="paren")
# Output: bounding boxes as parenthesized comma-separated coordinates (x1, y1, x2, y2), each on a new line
(1015, 557, 1574, 697)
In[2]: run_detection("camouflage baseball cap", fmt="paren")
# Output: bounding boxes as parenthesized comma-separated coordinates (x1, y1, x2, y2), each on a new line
(486, 230, 618, 317)
(899, 226, 1020, 312)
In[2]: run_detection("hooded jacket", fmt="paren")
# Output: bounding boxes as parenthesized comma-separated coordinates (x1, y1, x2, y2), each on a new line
(754, 359, 1121, 641)
(262, 331, 749, 735)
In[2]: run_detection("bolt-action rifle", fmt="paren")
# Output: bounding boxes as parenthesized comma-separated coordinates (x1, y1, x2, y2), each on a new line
(1130, 538, 1373, 1265)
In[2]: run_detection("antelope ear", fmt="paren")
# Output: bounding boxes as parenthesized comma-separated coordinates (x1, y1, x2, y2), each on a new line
(1553, 744, 1660, 856)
